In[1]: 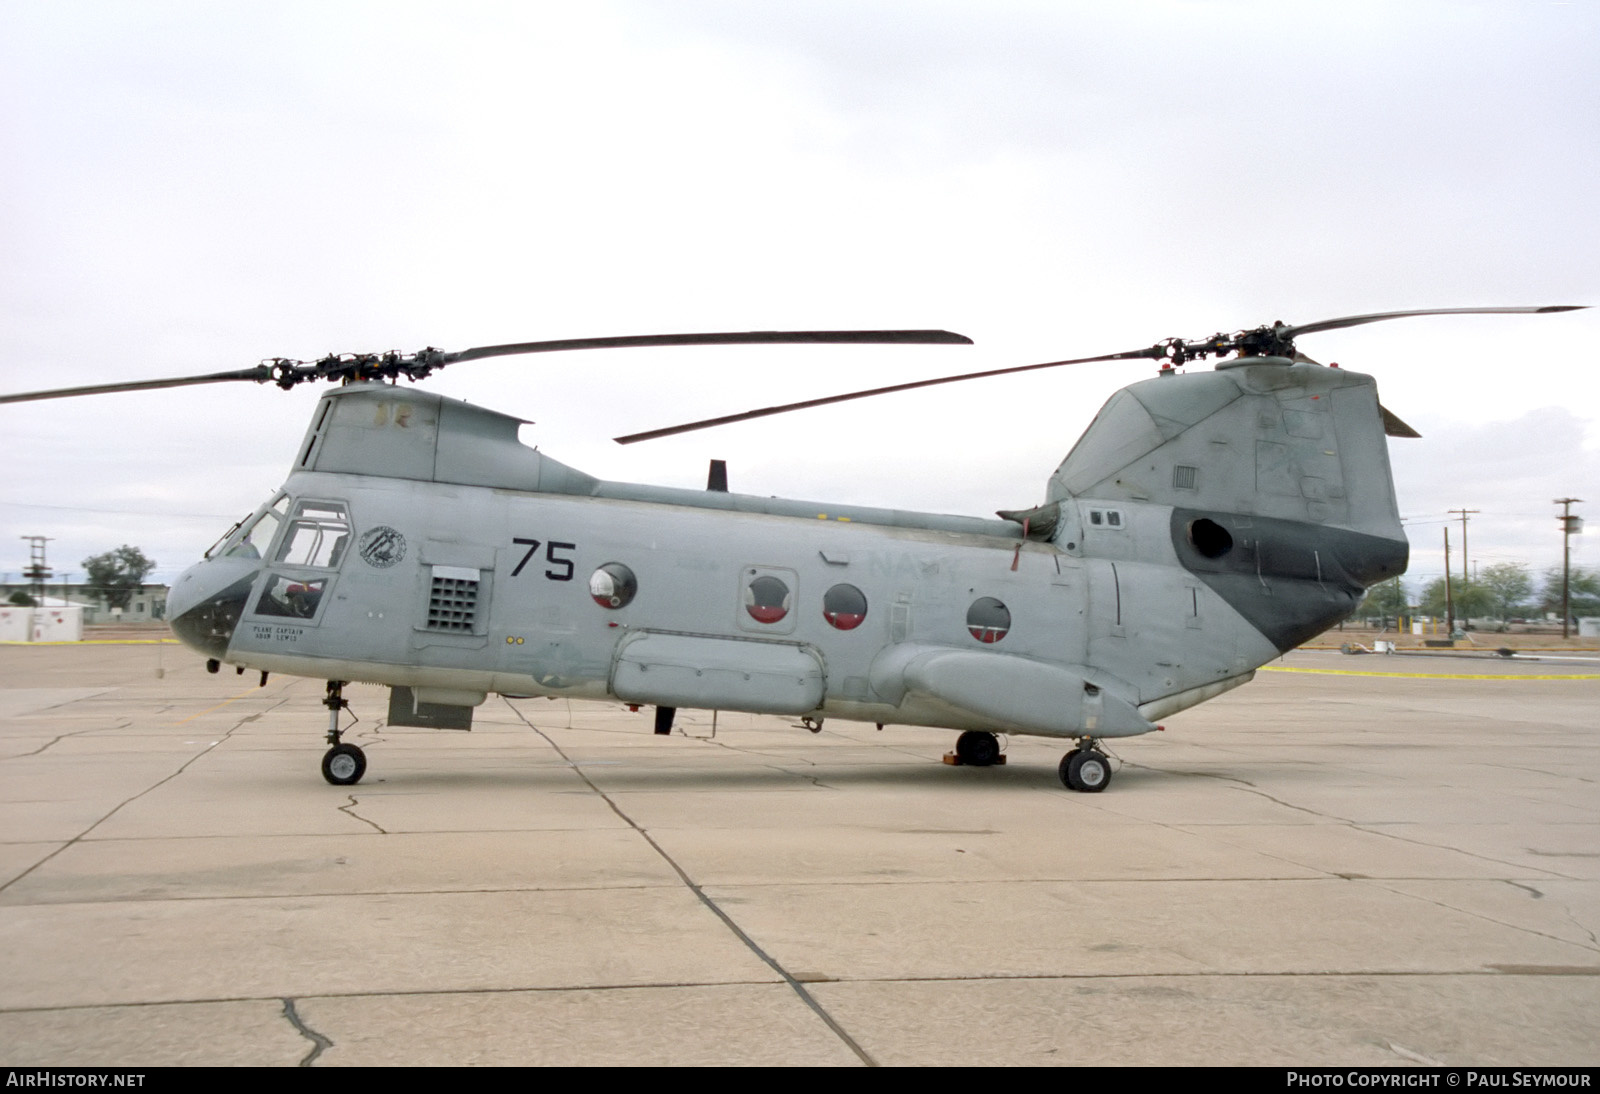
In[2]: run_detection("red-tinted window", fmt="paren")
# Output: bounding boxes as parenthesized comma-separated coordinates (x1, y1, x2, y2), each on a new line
(745, 574, 791, 624)
(823, 583, 868, 630)
(966, 597, 1011, 643)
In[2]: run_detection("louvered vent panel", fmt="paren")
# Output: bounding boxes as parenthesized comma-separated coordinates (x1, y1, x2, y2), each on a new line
(427, 576, 479, 631)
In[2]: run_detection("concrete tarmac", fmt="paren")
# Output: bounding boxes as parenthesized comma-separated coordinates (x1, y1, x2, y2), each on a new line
(0, 642, 1596, 1066)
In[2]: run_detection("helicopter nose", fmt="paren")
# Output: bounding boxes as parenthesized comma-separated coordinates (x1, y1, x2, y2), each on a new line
(167, 557, 260, 660)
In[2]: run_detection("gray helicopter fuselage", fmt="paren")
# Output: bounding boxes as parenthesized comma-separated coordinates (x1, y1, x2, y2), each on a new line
(167, 359, 1408, 741)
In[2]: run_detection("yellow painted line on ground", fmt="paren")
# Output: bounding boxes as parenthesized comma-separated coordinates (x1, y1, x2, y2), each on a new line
(0, 639, 180, 645)
(175, 684, 270, 724)
(1262, 665, 1600, 681)
(1301, 643, 1600, 652)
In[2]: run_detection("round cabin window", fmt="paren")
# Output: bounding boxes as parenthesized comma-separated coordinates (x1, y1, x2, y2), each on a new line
(966, 597, 1011, 643)
(822, 583, 868, 630)
(745, 574, 791, 624)
(589, 563, 638, 608)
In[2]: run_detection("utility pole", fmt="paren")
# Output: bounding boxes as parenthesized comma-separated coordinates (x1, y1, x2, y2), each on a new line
(1443, 527, 1454, 635)
(20, 536, 51, 608)
(1448, 508, 1478, 590)
(1555, 498, 1584, 639)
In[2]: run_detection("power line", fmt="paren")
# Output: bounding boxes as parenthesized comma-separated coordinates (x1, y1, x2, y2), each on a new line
(0, 500, 235, 520)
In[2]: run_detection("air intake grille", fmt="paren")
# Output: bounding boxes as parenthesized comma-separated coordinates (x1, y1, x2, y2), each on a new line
(427, 575, 479, 631)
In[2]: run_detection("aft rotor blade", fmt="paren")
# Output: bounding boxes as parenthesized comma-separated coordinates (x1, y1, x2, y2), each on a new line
(0, 366, 274, 406)
(1283, 306, 1587, 340)
(1378, 404, 1423, 439)
(614, 347, 1161, 444)
(444, 329, 972, 365)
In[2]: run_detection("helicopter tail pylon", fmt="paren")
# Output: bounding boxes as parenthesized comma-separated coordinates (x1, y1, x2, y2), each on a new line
(1050, 358, 1408, 653)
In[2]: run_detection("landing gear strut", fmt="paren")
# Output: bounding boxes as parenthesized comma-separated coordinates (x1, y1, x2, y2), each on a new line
(1059, 741, 1111, 792)
(320, 680, 365, 786)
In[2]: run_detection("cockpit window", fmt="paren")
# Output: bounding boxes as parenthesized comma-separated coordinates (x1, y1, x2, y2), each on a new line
(205, 520, 245, 560)
(254, 575, 328, 619)
(210, 494, 288, 560)
(274, 501, 351, 569)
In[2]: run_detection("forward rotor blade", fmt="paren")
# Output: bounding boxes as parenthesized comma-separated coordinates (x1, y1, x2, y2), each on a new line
(2, 331, 972, 405)
(1283, 306, 1586, 340)
(0, 367, 274, 406)
(614, 347, 1160, 444)
(444, 329, 971, 365)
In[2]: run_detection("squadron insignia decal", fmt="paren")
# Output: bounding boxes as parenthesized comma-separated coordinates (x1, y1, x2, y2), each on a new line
(359, 526, 406, 569)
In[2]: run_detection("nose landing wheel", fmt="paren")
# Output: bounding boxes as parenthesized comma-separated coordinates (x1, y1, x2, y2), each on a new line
(1060, 745, 1111, 792)
(322, 743, 366, 786)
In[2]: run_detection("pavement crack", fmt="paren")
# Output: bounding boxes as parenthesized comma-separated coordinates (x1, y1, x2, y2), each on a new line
(685, 738, 839, 788)
(1168, 777, 1578, 884)
(1376, 881, 1600, 956)
(281, 997, 332, 1066)
(1349, 821, 1571, 878)
(338, 796, 386, 833)
(758, 762, 837, 790)
(1116, 758, 1267, 793)
(17, 724, 104, 758)
(502, 697, 876, 1067)
(1560, 902, 1599, 949)
(0, 695, 291, 897)
(1221, 783, 1341, 820)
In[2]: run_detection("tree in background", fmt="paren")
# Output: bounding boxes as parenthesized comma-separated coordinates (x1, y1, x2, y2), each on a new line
(1478, 562, 1533, 621)
(1357, 577, 1408, 628)
(1418, 577, 1449, 618)
(82, 546, 156, 611)
(1540, 565, 1600, 619)
(7, 590, 35, 607)
(1419, 576, 1491, 622)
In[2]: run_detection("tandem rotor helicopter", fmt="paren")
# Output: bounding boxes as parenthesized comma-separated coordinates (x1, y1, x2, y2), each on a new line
(3, 307, 1584, 791)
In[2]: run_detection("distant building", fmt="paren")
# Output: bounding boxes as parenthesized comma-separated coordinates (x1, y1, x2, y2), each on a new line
(0, 582, 169, 624)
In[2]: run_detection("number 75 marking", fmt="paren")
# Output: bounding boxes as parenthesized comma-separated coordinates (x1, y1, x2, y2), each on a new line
(511, 538, 576, 580)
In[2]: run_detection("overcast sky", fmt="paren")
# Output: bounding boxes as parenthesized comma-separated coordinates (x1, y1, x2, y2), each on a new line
(3, 0, 1596, 592)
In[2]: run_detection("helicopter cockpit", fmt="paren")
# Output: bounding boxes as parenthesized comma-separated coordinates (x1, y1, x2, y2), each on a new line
(171, 493, 355, 656)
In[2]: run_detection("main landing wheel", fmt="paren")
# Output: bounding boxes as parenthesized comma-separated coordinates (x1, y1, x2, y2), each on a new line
(1060, 749, 1111, 792)
(955, 730, 1002, 767)
(322, 743, 366, 786)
